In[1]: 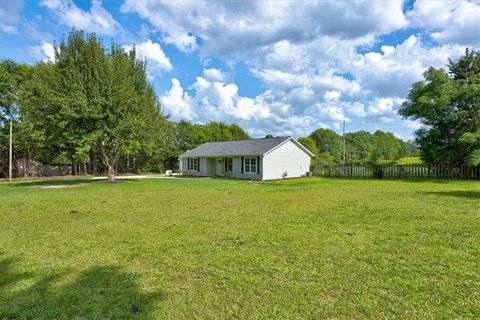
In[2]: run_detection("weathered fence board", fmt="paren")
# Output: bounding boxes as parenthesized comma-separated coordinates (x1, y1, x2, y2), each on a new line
(314, 164, 480, 180)
(14, 158, 72, 178)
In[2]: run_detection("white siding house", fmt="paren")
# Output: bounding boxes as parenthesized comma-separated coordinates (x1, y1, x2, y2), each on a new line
(178, 137, 313, 180)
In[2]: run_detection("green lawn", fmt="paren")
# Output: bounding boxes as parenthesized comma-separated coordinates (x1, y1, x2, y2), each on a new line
(0, 177, 479, 319)
(396, 156, 423, 164)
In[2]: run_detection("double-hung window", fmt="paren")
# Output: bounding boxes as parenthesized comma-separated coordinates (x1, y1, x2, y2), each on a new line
(244, 157, 257, 174)
(188, 158, 199, 171)
(227, 158, 233, 172)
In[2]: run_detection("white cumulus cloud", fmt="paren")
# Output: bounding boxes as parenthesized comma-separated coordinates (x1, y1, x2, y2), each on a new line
(111, 1, 480, 138)
(29, 41, 55, 62)
(41, 0, 122, 36)
(407, 0, 480, 46)
(123, 39, 172, 74)
(160, 73, 352, 137)
(203, 68, 227, 82)
(160, 79, 196, 121)
(324, 90, 341, 102)
(403, 119, 423, 130)
(121, 1, 406, 55)
(345, 35, 466, 98)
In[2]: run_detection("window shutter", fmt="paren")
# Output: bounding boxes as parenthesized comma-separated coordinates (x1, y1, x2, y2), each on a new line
(257, 156, 260, 174)
(241, 157, 244, 173)
(225, 157, 227, 171)
(198, 157, 200, 172)
(187, 158, 190, 170)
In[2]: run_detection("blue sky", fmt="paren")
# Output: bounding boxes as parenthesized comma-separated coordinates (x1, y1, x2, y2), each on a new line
(1, 0, 479, 139)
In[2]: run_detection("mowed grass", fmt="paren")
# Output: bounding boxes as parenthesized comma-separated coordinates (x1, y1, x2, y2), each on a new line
(0, 177, 479, 319)
(396, 156, 423, 164)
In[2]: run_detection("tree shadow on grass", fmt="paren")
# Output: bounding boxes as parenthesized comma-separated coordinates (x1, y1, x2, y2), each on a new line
(10, 178, 98, 188)
(426, 191, 480, 199)
(0, 257, 162, 319)
(10, 178, 137, 188)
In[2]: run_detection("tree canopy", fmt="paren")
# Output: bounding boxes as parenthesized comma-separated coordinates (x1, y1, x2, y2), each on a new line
(0, 59, 34, 172)
(304, 127, 417, 166)
(399, 49, 480, 165)
(309, 128, 343, 163)
(20, 31, 165, 182)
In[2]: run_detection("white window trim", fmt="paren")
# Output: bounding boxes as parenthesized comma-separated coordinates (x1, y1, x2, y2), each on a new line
(244, 157, 257, 174)
(188, 158, 199, 171)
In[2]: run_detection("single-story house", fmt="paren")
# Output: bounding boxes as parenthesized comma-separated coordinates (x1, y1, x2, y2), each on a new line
(178, 136, 314, 180)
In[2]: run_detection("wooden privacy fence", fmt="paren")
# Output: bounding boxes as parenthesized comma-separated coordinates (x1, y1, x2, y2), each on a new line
(14, 159, 72, 178)
(314, 164, 480, 180)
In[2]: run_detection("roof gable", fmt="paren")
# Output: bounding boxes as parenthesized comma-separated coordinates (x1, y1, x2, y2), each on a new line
(263, 137, 315, 157)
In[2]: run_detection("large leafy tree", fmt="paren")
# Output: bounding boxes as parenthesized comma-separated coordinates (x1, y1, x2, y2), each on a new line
(399, 49, 480, 165)
(372, 130, 401, 160)
(226, 123, 250, 140)
(0, 60, 34, 122)
(22, 30, 166, 182)
(345, 131, 372, 164)
(298, 136, 335, 168)
(298, 137, 318, 155)
(0, 60, 19, 173)
(199, 122, 250, 142)
(309, 128, 342, 163)
(0, 60, 20, 123)
(0, 60, 34, 174)
(173, 120, 249, 152)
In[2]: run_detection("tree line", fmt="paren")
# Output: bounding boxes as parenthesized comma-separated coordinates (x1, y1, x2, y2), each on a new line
(298, 129, 418, 167)
(1, 30, 477, 181)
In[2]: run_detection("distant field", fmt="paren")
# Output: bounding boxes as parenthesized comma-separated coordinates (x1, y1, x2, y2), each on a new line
(396, 156, 423, 164)
(0, 177, 479, 319)
(378, 156, 423, 164)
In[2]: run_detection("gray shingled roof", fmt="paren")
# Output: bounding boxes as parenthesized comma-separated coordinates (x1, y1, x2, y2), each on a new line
(180, 136, 291, 158)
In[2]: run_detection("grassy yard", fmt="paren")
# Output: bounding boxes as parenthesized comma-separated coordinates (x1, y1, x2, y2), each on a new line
(0, 177, 479, 319)
(396, 156, 423, 164)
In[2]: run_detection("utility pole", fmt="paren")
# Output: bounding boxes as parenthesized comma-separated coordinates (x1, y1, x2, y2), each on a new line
(9, 121, 12, 182)
(342, 119, 346, 165)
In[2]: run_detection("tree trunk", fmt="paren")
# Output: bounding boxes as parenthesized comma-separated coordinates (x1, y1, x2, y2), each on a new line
(107, 164, 115, 182)
(99, 140, 118, 183)
(92, 152, 97, 175)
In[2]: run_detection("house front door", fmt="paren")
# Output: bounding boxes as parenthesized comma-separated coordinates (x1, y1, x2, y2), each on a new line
(216, 158, 223, 176)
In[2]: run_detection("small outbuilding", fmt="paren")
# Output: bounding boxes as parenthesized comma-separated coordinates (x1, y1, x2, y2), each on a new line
(178, 136, 314, 180)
